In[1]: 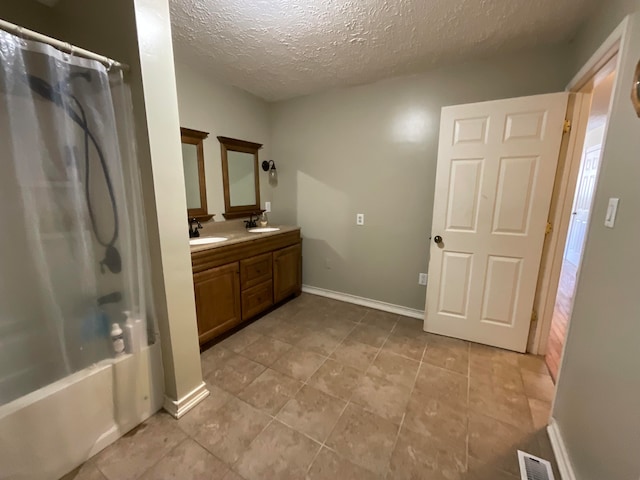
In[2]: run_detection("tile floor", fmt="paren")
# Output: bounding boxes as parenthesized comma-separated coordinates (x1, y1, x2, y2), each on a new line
(63, 293, 558, 480)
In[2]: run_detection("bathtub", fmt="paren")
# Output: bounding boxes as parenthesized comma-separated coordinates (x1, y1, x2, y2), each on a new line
(0, 343, 164, 480)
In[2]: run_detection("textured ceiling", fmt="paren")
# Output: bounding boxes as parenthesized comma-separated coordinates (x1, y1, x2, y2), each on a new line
(170, 0, 596, 101)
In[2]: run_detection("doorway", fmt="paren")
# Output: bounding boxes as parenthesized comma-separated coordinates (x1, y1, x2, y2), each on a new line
(545, 66, 617, 381)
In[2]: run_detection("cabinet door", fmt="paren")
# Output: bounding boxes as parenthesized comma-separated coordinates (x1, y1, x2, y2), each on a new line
(193, 262, 241, 344)
(273, 243, 302, 303)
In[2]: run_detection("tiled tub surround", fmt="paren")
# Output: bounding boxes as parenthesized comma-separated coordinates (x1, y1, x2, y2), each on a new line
(63, 294, 558, 480)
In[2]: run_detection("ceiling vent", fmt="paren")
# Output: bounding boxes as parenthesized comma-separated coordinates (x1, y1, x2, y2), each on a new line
(518, 450, 556, 480)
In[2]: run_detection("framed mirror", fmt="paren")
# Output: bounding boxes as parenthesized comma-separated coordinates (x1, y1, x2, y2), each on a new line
(218, 136, 262, 219)
(181, 127, 213, 221)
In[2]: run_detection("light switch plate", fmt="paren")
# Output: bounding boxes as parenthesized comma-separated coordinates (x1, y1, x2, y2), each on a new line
(604, 198, 619, 228)
(265, 201, 271, 213)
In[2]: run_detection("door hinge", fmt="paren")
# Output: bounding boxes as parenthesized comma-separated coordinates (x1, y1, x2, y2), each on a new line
(531, 309, 538, 323)
(563, 119, 572, 134)
(545, 222, 553, 235)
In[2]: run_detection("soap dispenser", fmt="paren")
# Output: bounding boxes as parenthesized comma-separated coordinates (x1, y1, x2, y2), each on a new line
(259, 212, 269, 228)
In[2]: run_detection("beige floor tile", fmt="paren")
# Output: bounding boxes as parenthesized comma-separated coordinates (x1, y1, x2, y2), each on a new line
(322, 320, 357, 340)
(521, 370, 556, 403)
(271, 347, 327, 381)
(201, 345, 235, 377)
(248, 315, 287, 337)
(296, 331, 343, 356)
(468, 412, 539, 477)
(423, 334, 469, 375)
(234, 421, 320, 480)
(331, 302, 369, 324)
(381, 331, 427, 362)
(351, 372, 411, 424)
(139, 438, 229, 480)
(307, 359, 363, 401)
(388, 426, 467, 480)
(346, 324, 389, 348)
(237, 368, 302, 415)
(276, 385, 346, 442)
(528, 398, 551, 430)
(368, 350, 420, 388)
(517, 354, 550, 375)
(191, 397, 271, 465)
(270, 324, 316, 346)
(60, 462, 107, 480)
(178, 385, 233, 436)
(469, 343, 520, 369)
(466, 456, 519, 480)
(470, 361, 525, 393)
(330, 337, 379, 371)
(469, 377, 533, 431)
(239, 336, 293, 366)
(94, 413, 186, 480)
(219, 330, 264, 353)
(307, 447, 382, 480)
(393, 316, 425, 335)
(361, 310, 398, 331)
(414, 363, 469, 409)
(221, 471, 246, 480)
(404, 392, 468, 445)
(325, 403, 398, 475)
(204, 354, 266, 394)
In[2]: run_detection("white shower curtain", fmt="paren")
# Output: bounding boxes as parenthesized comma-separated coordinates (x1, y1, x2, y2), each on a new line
(0, 29, 154, 405)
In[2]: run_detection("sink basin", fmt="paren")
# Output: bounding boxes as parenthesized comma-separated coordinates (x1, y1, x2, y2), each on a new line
(189, 237, 228, 246)
(247, 227, 281, 233)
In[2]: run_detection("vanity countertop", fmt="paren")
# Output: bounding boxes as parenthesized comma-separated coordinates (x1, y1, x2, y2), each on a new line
(189, 225, 301, 253)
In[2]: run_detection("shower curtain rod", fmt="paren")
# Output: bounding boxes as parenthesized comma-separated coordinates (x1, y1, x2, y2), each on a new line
(0, 18, 129, 71)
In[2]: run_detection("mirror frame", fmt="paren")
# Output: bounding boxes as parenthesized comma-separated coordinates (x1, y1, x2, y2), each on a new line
(218, 136, 263, 219)
(181, 127, 213, 221)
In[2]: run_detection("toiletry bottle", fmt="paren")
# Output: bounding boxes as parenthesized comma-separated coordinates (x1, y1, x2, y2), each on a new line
(259, 212, 268, 227)
(111, 322, 125, 357)
(123, 311, 140, 353)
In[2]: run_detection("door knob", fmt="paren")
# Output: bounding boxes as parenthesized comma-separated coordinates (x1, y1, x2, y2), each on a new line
(433, 235, 442, 244)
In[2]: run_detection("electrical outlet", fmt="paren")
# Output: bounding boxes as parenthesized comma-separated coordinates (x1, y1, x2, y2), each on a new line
(265, 201, 271, 213)
(418, 273, 428, 285)
(356, 213, 364, 225)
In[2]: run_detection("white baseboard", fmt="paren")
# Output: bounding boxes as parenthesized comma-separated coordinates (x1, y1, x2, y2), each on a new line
(547, 418, 577, 480)
(163, 382, 209, 419)
(302, 285, 425, 320)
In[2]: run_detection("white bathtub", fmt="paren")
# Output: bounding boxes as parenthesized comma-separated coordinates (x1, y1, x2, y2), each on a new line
(0, 344, 164, 480)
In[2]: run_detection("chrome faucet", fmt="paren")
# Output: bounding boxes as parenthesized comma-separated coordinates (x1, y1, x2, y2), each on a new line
(189, 218, 203, 238)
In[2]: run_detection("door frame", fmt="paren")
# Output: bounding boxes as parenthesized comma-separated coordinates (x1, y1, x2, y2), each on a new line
(529, 17, 628, 355)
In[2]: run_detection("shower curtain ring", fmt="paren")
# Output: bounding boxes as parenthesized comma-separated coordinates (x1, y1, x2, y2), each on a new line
(106, 59, 114, 72)
(16, 27, 27, 47)
(63, 42, 72, 60)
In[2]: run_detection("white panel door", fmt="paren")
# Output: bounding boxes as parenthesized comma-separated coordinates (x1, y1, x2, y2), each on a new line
(425, 93, 568, 352)
(565, 144, 601, 266)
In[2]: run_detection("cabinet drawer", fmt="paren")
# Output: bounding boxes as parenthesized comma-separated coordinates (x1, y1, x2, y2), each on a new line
(240, 253, 273, 290)
(241, 280, 273, 320)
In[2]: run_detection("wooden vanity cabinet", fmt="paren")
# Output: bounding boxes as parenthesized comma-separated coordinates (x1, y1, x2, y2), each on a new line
(193, 262, 241, 344)
(274, 243, 302, 303)
(191, 229, 302, 345)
